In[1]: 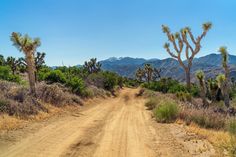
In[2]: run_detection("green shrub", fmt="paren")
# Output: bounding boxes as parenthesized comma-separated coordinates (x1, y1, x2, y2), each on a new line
(153, 101, 179, 123)
(103, 71, 118, 91)
(44, 70, 66, 84)
(66, 77, 85, 95)
(37, 67, 52, 81)
(227, 119, 236, 136)
(0, 99, 9, 113)
(0, 66, 21, 83)
(145, 97, 159, 110)
(176, 92, 192, 102)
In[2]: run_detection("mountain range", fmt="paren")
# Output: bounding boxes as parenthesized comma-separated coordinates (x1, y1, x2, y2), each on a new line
(97, 53, 236, 82)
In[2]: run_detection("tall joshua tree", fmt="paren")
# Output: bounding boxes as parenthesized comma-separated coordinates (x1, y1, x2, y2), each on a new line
(218, 46, 230, 107)
(144, 64, 153, 83)
(6, 56, 20, 75)
(135, 67, 144, 82)
(195, 70, 208, 107)
(208, 79, 218, 102)
(153, 68, 162, 81)
(11, 32, 41, 96)
(162, 22, 212, 89)
(84, 58, 102, 74)
(0, 55, 5, 66)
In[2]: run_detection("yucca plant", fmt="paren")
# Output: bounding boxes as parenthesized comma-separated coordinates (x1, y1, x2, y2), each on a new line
(218, 46, 230, 107)
(162, 22, 212, 89)
(208, 79, 219, 102)
(144, 64, 153, 83)
(10, 32, 41, 96)
(196, 70, 208, 107)
(135, 67, 144, 82)
(6, 56, 20, 75)
(217, 74, 230, 107)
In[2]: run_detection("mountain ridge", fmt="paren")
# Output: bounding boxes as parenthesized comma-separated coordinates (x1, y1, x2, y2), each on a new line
(97, 53, 236, 81)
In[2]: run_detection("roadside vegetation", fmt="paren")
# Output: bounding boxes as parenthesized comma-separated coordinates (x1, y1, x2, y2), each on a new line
(134, 22, 236, 156)
(0, 33, 125, 119)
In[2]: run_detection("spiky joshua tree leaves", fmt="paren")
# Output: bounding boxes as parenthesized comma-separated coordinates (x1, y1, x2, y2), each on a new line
(10, 32, 41, 96)
(195, 70, 208, 107)
(84, 58, 102, 74)
(6, 56, 20, 75)
(144, 64, 153, 83)
(218, 46, 230, 107)
(208, 79, 218, 102)
(135, 67, 144, 82)
(162, 22, 212, 89)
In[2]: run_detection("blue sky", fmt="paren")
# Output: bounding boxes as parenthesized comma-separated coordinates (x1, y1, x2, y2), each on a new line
(0, 0, 235, 66)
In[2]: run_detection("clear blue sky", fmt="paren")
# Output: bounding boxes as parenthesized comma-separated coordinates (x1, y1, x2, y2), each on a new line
(0, 0, 235, 66)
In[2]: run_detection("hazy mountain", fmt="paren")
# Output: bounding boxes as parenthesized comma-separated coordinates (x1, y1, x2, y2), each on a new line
(98, 53, 236, 81)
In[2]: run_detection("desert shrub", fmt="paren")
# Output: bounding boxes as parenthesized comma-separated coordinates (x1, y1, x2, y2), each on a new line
(0, 98, 10, 113)
(179, 109, 226, 129)
(123, 77, 140, 87)
(142, 78, 200, 97)
(9, 97, 46, 116)
(44, 70, 66, 84)
(145, 97, 159, 110)
(66, 77, 85, 95)
(176, 92, 192, 102)
(86, 85, 108, 98)
(37, 67, 52, 81)
(37, 83, 83, 106)
(153, 101, 179, 123)
(142, 78, 186, 93)
(143, 89, 157, 98)
(103, 71, 119, 91)
(0, 66, 21, 83)
(227, 119, 236, 136)
(86, 72, 105, 88)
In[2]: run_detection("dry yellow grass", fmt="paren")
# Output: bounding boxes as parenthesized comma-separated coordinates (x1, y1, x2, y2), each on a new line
(0, 103, 82, 132)
(181, 121, 231, 156)
(0, 114, 27, 131)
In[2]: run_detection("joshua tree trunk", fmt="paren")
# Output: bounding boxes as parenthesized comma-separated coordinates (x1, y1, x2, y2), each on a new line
(185, 67, 191, 89)
(25, 52, 36, 96)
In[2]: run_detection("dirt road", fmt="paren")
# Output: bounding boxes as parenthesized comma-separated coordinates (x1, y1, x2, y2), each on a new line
(0, 88, 215, 157)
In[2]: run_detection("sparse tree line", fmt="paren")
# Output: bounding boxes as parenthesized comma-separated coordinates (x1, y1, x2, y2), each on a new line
(0, 33, 123, 98)
(135, 64, 162, 83)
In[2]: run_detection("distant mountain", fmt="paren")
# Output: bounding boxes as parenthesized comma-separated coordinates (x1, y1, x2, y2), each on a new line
(98, 53, 236, 82)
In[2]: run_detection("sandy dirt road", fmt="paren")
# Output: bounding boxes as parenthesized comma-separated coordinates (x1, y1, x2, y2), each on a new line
(0, 88, 215, 157)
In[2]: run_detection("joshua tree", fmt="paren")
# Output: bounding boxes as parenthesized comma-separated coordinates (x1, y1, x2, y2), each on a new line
(162, 22, 212, 89)
(11, 32, 41, 96)
(218, 46, 230, 107)
(153, 68, 162, 81)
(216, 74, 229, 107)
(19, 52, 46, 81)
(144, 64, 153, 83)
(84, 58, 102, 74)
(0, 55, 5, 66)
(195, 70, 208, 107)
(208, 79, 218, 102)
(135, 67, 144, 82)
(6, 56, 20, 75)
